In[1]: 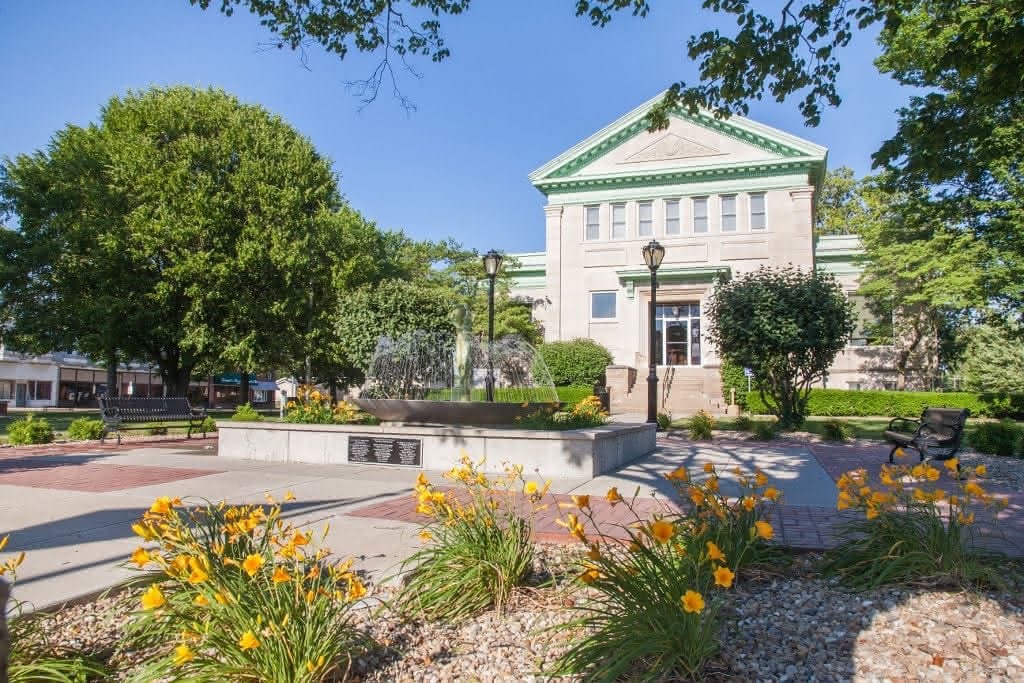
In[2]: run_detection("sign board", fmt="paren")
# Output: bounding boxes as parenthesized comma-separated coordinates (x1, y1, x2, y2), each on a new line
(743, 367, 754, 378)
(347, 436, 422, 468)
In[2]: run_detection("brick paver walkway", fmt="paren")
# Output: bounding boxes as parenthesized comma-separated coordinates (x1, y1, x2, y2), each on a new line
(348, 436, 1024, 556)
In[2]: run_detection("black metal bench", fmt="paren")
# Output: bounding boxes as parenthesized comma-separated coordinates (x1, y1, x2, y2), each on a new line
(98, 396, 207, 445)
(884, 407, 970, 464)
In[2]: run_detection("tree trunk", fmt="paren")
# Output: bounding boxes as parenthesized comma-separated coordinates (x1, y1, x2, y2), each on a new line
(239, 370, 250, 407)
(329, 379, 338, 402)
(106, 351, 119, 398)
(0, 578, 9, 683)
(160, 362, 193, 397)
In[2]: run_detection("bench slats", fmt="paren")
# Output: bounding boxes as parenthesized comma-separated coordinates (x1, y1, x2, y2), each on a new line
(97, 397, 208, 445)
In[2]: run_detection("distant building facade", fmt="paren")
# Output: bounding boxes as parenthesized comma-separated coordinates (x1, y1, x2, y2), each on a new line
(508, 94, 917, 414)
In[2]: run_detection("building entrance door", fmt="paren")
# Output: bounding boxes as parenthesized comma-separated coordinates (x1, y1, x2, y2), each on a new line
(654, 303, 702, 366)
(15, 383, 27, 407)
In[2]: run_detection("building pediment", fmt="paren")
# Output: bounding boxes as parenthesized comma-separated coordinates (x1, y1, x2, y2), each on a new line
(529, 92, 827, 196)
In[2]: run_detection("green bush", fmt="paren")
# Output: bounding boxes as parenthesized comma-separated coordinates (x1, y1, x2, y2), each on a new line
(7, 415, 55, 445)
(66, 417, 104, 441)
(820, 418, 852, 442)
(746, 388, 1024, 419)
(230, 403, 264, 422)
(200, 416, 217, 433)
(688, 410, 714, 440)
(751, 420, 779, 441)
(537, 338, 613, 387)
(557, 385, 596, 406)
(719, 360, 749, 410)
(657, 411, 674, 430)
(969, 421, 1023, 457)
(518, 396, 608, 430)
(734, 415, 753, 432)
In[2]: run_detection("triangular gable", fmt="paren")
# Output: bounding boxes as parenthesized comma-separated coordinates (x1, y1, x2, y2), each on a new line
(529, 91, 827, 195)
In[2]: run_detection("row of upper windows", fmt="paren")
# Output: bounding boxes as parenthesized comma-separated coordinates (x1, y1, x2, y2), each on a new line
(583, 194, 767, 241)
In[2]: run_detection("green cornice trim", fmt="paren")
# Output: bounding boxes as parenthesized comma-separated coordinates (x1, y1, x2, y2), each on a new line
(544, 108, 809, 181)
(537, 160, 822, 195)
(616, 265, 730, 285)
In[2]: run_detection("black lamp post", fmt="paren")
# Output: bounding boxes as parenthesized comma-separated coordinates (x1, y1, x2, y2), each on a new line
(482, 250, 504, 402)
(642, 240, 666, 425)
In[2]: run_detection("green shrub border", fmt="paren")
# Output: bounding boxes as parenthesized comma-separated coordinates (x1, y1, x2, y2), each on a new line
(746, 388, 1024, 419)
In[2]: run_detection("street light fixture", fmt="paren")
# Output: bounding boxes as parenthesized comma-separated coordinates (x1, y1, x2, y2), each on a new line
(642, 240, 666, 425)
(482, 250, 504, 402)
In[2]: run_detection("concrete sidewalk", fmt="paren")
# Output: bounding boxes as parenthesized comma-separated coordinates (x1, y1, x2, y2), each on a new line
(3, 433, 1021, 612)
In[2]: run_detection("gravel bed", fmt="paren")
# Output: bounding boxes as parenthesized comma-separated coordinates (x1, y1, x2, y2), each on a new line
(14, 551, 1024, 681)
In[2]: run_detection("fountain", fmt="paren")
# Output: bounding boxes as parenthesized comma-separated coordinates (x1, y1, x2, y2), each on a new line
(352, 308, 560, 425)
(218, 306, 655, 477)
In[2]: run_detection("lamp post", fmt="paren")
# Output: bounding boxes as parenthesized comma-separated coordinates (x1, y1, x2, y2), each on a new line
(482, 250, 504, 402)
(642, 240, 666, 425)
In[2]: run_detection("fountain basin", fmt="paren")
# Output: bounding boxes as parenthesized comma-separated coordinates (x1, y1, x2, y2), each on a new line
(217, 421, 656, 478)
(351, 398, 556, 426)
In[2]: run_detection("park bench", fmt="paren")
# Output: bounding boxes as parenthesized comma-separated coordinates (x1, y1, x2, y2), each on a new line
(884, 407, 970, 464)
(98, 396, 207, 445)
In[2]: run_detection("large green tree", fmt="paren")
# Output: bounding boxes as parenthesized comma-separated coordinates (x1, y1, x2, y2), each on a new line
(955, 324, 1024, 394)
(0, 86, 354, 395)
(706, 266, 854, 429)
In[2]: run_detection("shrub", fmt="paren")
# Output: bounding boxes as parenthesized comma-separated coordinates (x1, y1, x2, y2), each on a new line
(7, 415, 55, 445)
(557, 385, 596, 406)
(125, 495, 369, 681)
(822, 460, 1009, 589)
(746, 388, 1024, 420)
(537, 338, 613, 387)
(688, 410, 714, 440)
(550, 466, 780, 680)
(200, 416, 218, 433)
(66, 417, 104, 441)
(733, 414, 753, 432)
(657, 411, 673, 430)
(396, 457, 539, 622)
(969, 420, 1023, 457)
(751, 420, 779, 441)
(518, 396, 608, 430)
(820, 418, 852, 442)
(230, 403, 263, 422)
(285, 386, 377, 425)
(719, 359, 749, 410)
(2, 536, 112, 682)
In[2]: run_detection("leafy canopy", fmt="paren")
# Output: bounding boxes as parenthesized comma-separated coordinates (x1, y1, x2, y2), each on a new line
(706, 266, 854, 429)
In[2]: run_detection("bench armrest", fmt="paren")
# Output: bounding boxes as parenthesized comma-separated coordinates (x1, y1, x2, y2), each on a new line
(887, 417, 921, 433)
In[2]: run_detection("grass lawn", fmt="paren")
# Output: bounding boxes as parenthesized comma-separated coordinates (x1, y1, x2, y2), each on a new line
(0, 409, 239, 444)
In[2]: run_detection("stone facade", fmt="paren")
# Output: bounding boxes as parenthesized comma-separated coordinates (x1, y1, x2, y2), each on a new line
(509, 94, 921, 415)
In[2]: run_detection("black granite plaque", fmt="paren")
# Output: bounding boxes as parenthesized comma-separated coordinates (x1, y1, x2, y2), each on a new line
(347, 436, 422, 467)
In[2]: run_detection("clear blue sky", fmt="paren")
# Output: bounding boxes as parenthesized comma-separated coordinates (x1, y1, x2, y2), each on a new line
(0, 0, 907, 254)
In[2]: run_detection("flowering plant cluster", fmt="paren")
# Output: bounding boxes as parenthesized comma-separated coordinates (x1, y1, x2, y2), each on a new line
(517, 395, 608, 430)
(397, 455, 549, 622)
(550, 464, 780, 680)
(824, 451, 1010, 589)
(285, 385, 377, 425)
(126, 494, 369, 681)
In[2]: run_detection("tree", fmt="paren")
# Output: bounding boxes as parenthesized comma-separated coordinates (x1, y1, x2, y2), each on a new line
(955, 324, 1024, 394)
(815, 167, 870, 236)
(706, 266, 854, 429)
(1, 86, 350, 395)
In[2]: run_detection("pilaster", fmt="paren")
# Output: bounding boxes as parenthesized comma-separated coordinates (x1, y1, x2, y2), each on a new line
(543, 204, 564, 342)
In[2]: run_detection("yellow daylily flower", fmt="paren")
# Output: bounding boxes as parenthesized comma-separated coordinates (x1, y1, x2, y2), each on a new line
(763, 487, 780, 501)
(681, 589, 705, 613)
(649, 520, 675, 544)
(242, 554, 264, 577)
(706, 541, 726, 562)
(572, 495, 591, 510)
(238, 631, 260, 650)
(141, 584, 166, 610)
(605, 487, 622, 505)
(754, 520, 774, 540)
(130, 547, 151, 568)
(713, 565, 735, 588)
(173, 644, 195, 666)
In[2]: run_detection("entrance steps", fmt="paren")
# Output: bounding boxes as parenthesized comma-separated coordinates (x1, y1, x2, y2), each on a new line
(605, 365, 726, 417)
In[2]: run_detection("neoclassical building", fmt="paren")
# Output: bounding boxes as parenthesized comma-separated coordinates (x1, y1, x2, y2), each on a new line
(509, 94, 897, 414)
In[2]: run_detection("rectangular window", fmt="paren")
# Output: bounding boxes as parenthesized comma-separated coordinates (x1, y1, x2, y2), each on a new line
(0, 381, 12, 400)
(591, 292, 617, 320)
(664, 200, 680, 235)
(585, 205, 600, 241)
(611, 203, 626, 239)
(637, 201, 653, 237)
(692, 197, 708, 233)
(29, 381, 52, 401)
(721, 194, 737, 231)
(750, 192, 766, 230)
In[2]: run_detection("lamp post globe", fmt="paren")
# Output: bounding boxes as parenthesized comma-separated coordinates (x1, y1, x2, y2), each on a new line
(642, 240, 665, 426)
(482, 250, 503, 402)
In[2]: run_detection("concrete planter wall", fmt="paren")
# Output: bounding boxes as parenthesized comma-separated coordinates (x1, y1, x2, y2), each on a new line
(217, 421, 656, 479)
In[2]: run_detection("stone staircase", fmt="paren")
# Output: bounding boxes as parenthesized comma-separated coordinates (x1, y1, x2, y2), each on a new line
(606, 365, 726, 417)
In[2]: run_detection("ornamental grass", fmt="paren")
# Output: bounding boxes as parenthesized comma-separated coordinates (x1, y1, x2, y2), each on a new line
(124, 495, 370, 682)
(822, 454, 1011, 590)
(1, 536, 112, 682)
(549, 465, 781, 681)
(394, 456, 544, 622)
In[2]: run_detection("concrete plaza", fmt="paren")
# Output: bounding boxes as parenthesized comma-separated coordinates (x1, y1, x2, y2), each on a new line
(1, 433, 1021, 611)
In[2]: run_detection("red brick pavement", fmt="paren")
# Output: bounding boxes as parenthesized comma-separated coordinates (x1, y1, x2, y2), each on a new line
(0, 435, 216, 458)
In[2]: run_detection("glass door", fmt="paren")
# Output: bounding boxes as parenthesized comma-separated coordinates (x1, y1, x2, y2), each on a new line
(653, 304, 702, 366)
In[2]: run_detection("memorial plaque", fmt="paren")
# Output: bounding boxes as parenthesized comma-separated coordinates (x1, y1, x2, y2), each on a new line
(347, 436, 422, 467)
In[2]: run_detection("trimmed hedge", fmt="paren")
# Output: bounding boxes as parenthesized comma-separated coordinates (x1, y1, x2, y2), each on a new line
(537, 338, 613, 387)
(746, 388, 1024, 420)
